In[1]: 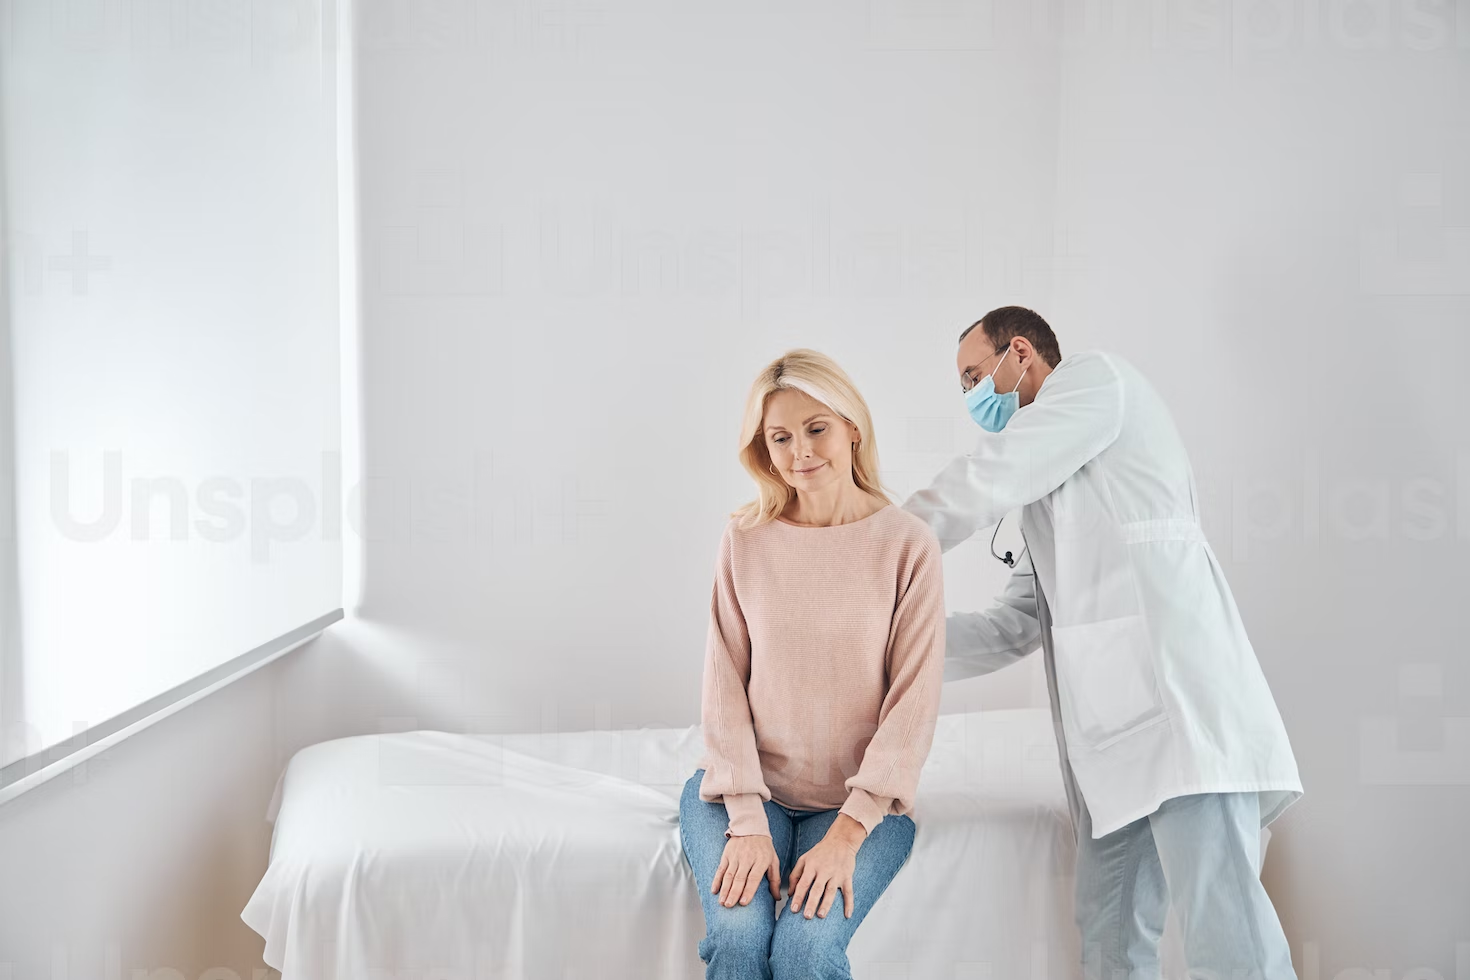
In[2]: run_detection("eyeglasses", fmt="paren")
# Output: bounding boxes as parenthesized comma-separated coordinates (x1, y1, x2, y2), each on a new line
(960, 345, 1011, 394)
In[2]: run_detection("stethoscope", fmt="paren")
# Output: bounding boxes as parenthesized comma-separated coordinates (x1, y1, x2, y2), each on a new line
(990, 513, 1031, 572)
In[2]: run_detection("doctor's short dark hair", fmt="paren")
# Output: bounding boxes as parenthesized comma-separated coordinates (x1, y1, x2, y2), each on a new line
(960, 305, 1063, 368)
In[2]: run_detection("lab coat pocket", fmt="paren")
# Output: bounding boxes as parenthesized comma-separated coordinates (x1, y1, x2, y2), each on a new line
(1052, 615, 1166, 750)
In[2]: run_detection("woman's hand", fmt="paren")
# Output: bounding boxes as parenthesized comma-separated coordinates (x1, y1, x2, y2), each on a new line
(712, 833, 782, 908)
(787, 813, 866, 919)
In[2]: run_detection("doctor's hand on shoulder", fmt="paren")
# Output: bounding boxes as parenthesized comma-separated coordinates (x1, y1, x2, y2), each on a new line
(712, 832, 781, 909)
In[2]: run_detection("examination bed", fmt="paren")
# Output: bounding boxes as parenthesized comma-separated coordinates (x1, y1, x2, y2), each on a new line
(241, 708, 1098, 978)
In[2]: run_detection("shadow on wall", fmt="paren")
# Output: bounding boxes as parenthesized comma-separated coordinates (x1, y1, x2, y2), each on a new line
(268, 614, 582, 774)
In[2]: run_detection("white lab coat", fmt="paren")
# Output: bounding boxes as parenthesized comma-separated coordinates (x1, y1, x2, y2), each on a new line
(903, 350, 1302, 839)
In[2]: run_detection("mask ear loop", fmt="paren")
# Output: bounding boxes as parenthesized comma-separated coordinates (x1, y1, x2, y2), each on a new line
(988, 346, 1028, 395)
(1009, 353, 1028, 394)
(987, 346, 1011, 386)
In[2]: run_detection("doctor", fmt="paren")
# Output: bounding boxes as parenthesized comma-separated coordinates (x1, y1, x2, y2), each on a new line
(902, 306, 1303, 979)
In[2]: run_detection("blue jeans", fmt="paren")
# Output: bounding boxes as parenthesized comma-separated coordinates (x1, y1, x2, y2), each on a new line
(678, 770, 915, 980)
(1075, 791, 1298, 980)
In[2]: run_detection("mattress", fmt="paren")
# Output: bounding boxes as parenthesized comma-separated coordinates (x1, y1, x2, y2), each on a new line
(242, 707, 1083, 979)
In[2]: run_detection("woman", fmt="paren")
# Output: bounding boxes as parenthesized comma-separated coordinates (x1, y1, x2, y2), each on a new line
(678, 348, 946, 980)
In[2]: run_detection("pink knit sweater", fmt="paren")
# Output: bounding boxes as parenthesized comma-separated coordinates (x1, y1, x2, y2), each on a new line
(697, 503, 946, 838)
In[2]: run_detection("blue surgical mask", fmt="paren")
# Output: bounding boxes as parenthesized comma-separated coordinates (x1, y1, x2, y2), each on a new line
(964, 347, 1028, 432)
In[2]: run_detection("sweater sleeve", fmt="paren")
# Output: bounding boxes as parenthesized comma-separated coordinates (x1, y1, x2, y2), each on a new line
(839, 527, 946, 836)
(697, 521, 773, 838)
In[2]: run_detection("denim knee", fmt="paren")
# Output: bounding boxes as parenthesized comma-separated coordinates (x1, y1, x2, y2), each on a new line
(698, 901, 774, 975)
(769, 922, 849, 980)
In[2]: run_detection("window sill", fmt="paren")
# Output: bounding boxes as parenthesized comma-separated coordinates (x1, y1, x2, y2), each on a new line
(0, 608, 344, 808)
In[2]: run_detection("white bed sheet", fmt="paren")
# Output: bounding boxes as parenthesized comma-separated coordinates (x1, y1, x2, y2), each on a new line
(242, 708, 1083, 979)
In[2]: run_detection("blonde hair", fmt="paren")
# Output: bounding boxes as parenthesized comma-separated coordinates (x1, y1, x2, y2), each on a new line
(732, 348, 891, 528)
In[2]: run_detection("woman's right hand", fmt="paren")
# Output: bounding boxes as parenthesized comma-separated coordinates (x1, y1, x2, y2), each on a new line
(712, 833, 782, 908)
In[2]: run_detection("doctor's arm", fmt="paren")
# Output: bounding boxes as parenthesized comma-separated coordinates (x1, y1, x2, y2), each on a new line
(903, 352, 1126, 551)
(945, 552, 1042, 682)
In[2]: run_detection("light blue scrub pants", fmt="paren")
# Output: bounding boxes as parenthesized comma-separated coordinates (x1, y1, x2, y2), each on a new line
(1074, 790, 1298, 980)
(678, 769, 915, 980)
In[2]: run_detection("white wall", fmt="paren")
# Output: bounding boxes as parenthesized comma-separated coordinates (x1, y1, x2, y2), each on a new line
(276, 0, 1065, 755)
(0, 649, 317, 980)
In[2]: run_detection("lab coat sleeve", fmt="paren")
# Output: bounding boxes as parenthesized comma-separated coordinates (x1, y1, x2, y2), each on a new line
(697, 521, 774, 838)
(840, 529, 946, 836)
(944, 552, 1042, 682)
(903, 352, 1127, 551)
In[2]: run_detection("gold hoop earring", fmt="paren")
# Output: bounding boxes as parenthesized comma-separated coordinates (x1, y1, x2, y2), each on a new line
(768, 463, 777, 475)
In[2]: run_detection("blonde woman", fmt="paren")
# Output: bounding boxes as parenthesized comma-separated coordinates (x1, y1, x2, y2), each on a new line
(678, 349, 946, 980)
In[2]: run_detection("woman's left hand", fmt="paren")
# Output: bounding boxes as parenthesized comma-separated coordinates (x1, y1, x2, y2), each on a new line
(787, 813, 866, 919)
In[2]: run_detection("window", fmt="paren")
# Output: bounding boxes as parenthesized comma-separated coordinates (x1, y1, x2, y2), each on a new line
(0, 1, 343, 783)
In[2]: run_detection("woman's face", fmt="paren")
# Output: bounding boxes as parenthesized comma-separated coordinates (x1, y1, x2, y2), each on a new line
(761, 388, 859, 493)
